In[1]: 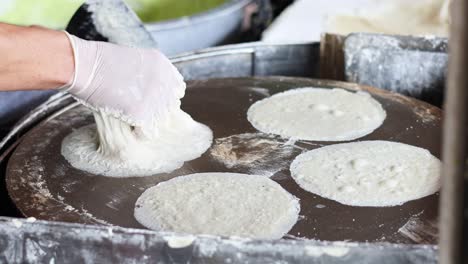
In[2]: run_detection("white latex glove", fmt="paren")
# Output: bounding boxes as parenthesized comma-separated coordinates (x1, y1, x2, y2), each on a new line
(63, 33, 186, 130)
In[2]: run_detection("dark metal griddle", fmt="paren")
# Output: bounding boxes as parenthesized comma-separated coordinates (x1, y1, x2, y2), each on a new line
(6, 77, 441, 244)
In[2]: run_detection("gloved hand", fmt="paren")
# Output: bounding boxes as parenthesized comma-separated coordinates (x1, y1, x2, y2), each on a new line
(63, 33, 186, 130)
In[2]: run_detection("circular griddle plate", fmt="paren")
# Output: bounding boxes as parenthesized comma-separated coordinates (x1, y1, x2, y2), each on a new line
(6, 77, 442, 244)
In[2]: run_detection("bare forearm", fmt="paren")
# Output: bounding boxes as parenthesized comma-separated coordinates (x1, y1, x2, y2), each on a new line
(0, 23, 74, 91)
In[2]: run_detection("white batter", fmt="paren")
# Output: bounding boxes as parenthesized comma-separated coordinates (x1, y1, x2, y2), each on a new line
(61, 109, 212, 177)
(247, 88, 386, 141)
(290, 141, 441, 207)
(134, 173, 300, 239)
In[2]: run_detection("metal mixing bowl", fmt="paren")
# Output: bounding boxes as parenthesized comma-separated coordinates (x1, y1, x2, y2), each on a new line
(145, 0, 253, 55)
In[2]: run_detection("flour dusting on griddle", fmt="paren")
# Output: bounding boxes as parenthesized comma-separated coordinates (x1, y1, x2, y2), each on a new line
(7, 106, 109, 225)
(209, 133, 301, 177)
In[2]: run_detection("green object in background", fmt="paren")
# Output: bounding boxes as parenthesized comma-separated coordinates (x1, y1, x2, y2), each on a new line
(127, 0, 227, 23)
(0, 0, 227, 29)
(0, 0, 84, 29)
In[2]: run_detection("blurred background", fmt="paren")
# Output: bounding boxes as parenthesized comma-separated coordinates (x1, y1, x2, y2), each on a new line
(0, 0, 449, 54)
